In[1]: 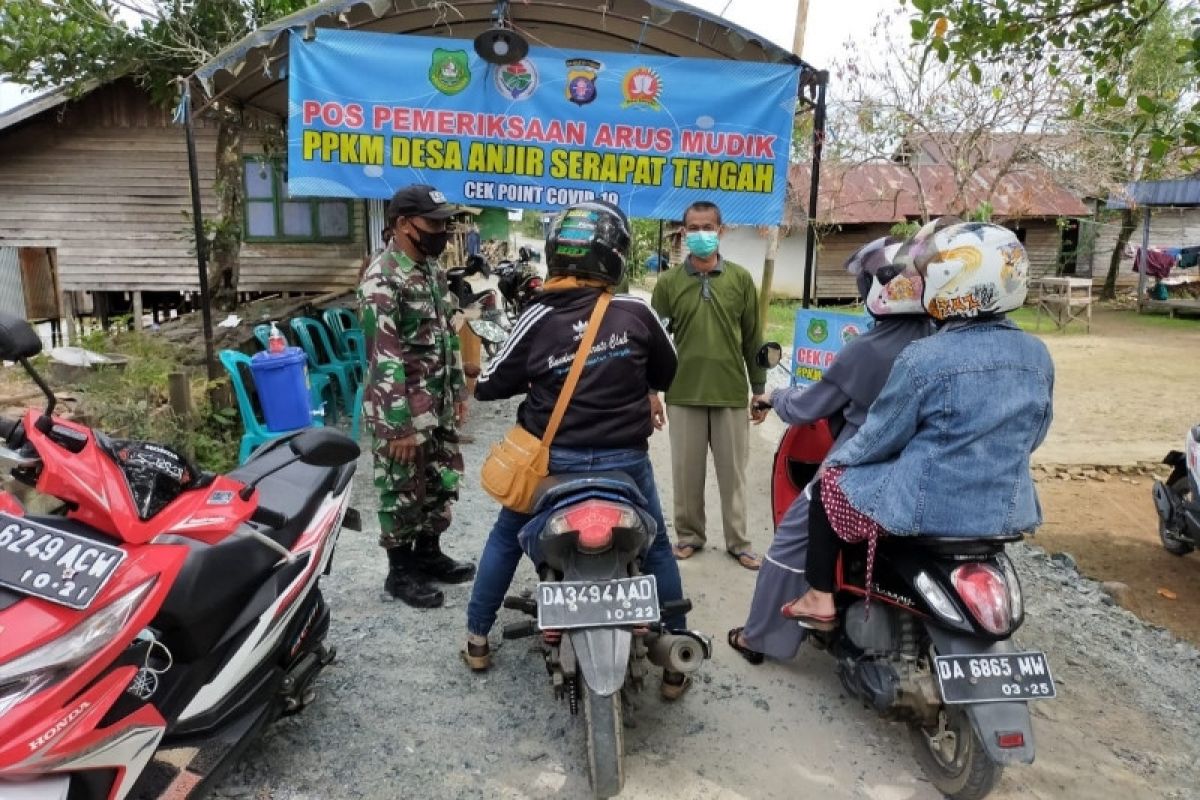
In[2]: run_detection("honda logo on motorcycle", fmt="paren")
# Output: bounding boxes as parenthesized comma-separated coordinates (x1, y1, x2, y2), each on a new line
(28, 701, 91, 751)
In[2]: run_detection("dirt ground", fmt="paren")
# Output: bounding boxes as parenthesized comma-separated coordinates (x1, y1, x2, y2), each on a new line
(1033, 308, 1200, 464)
(1036, 477, 1200, 645)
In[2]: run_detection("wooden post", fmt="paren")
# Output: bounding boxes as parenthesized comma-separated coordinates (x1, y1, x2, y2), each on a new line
(1136, 208, 1151, 311)
(758, 0, 810, 330)
(63, 292, 78, 347)
(168, 371, 194, 419)
(132, 291, 144, 331)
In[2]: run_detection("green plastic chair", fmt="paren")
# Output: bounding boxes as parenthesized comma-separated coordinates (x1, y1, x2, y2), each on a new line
(253, 324, 337, 425)
(324, 308, 366, 384)
(291, 317, 358, 416)
(218, 349, 321, 464)
(341, 329, 367, 439)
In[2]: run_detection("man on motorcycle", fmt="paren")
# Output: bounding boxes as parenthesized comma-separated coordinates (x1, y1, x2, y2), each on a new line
(728, 237, 932, 663)
(358, 184, 477, 609)
(781, 221, 1054, 629)
(465, 200, 692, 699)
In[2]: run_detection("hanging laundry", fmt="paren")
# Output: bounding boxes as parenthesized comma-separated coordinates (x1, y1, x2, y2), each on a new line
(1133, 247, 1177, 278)
(1179, 246, 1200, 269)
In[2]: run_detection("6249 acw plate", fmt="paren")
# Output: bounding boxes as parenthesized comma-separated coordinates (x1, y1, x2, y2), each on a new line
(0, 513, 125, 609)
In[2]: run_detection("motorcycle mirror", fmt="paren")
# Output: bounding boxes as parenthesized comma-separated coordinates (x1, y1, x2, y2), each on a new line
(468, 319, 508, 344)
(288, 428, 361, 467)
(0, 313, 44, 361)
(756, 342, 783, 369)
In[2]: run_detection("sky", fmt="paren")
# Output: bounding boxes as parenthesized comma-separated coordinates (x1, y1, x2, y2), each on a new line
(0, 0, 902, 114)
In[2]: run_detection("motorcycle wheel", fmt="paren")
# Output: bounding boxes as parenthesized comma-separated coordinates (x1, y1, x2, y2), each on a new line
(583, 683, 625, 799)
(1159, 477, 1195, 556)
(910, 707, 1001, 800)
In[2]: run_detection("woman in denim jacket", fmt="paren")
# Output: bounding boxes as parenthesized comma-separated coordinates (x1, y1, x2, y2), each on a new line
(782, 221, 1055, 629)
(728, 237, 932, 664)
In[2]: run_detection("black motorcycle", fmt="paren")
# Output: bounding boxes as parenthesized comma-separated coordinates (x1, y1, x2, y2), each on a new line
(502, 474, 710, 799)
(447, 254, 507, 356)
(1153, 425, 1200, 555)
(494, 247, 543, 322)
(759, 344, 1054, 800)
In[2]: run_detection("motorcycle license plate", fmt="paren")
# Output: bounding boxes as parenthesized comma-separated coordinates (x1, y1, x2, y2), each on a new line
(0, 513, 125, 609)
(934, 652, 1056, 704)
(536, 576, 659, 630)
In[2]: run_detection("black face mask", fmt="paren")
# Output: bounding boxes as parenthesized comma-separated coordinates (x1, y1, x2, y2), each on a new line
(407, 226, 449, 258)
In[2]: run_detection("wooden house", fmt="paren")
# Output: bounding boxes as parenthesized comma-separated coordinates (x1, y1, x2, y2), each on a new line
(0, 78, 367, 335)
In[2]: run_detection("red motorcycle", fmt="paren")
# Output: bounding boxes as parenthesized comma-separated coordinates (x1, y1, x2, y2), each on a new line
(0, 314, 360, 799)
(769, 395, 1052, 800)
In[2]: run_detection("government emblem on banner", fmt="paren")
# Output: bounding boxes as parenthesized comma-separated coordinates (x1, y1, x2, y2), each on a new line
(495, 59, 538, 101)
(621, 67, 662, 110)
(565, 58, 602, 105)
(429, 48, 471, 95)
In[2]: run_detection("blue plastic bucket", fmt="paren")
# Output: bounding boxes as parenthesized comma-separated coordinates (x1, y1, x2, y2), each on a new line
(250, 347, 312, 432)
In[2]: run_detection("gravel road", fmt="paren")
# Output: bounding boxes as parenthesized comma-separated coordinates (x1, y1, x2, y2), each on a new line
(215, 401, 1200, 800)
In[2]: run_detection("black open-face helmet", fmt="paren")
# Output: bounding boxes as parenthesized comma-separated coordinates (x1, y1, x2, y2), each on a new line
(545, 200, 631, 285)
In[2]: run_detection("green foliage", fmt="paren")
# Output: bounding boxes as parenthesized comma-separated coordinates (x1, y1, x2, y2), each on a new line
(965, 201, 994, 222)
(907, 0, 1200, 159)
(890, 221, 921, 238)
(627, 218, 667, 281)
(72, 330, 240, 474)
(0, 1, 308, 104)
(517, 210, 544, 239)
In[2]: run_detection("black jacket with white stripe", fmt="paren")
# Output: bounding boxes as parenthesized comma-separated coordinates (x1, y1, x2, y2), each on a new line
(475, 287, 677, 450)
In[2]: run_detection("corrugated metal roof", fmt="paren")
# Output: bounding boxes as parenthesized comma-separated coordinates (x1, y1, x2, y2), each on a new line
(190, 0, 811, 118)
(789, 163, 1088, 225)
(1106, 176, 1200, 209)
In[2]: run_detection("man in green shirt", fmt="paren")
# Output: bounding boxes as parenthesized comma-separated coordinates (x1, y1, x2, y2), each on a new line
(651, 201, 767, 570)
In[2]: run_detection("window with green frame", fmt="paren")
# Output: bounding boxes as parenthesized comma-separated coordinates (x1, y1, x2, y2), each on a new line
(243, 159, 352, 242)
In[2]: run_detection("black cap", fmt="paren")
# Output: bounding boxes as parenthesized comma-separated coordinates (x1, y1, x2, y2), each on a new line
(385, 184, 457, 225)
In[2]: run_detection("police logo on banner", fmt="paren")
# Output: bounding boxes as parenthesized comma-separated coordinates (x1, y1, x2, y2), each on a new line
(429, 48, 471, 95)
(495, 59, 538, 101)
(621, 67, 662, 110)
(565, 58, 602, 105)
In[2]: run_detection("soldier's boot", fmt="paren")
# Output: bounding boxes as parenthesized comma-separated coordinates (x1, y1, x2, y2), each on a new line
(411, 534, 477, 584)
(385, 545, 445, 608)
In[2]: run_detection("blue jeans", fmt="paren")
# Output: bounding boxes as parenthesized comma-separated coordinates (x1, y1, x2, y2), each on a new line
(466, 447, 686, 636)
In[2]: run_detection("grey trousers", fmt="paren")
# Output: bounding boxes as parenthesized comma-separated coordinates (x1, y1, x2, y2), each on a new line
(741, 486, 811, 659)
(666, 404, 752, 555)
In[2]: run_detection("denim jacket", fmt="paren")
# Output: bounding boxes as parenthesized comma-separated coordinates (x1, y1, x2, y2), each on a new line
(828, 319, 1054, 537)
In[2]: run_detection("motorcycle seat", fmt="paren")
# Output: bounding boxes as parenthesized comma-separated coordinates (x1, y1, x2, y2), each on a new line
(531, 471, 645, 514)
(230, 441, 354, 550)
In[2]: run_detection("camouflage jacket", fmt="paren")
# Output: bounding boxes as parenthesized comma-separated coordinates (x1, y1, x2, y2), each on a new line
(357, 244, 466, 443)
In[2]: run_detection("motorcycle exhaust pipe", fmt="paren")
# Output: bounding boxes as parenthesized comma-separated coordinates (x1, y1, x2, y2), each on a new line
(647, 633, 705, 675)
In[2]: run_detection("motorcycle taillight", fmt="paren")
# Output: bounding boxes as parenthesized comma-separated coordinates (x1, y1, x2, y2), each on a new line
(547, 500, 638, 552)
(951, 563, 1012, 635)
(527, 277, 543, 289)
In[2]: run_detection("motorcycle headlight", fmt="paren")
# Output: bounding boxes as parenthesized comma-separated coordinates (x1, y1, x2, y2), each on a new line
(0, 579, 154, 718)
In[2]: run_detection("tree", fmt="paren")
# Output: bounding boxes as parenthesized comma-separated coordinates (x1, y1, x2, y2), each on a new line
(906, 0, 1200, 158)
(0, 0, 310, 309)
(825, 10, 1077, 222)
(1057, 7, 1199, 298)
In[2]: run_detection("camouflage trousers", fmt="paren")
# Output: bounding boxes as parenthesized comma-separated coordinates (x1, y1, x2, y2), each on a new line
(372, 427, 464, 549)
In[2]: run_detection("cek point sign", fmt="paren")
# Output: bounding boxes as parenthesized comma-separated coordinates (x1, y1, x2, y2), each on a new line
(287, 30, 801, 225)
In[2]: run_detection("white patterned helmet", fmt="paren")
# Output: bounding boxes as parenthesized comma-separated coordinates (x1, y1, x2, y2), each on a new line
(910, 222, 1030, 320)
(845, 236, 926, 318)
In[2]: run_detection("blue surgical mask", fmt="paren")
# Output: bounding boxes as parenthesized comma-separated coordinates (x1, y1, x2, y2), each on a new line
(686, 231, 720, 258)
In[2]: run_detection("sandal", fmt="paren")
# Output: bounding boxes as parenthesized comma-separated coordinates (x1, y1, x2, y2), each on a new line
(672, 543, 701, 560)
(729, 550, 762, 571)
(461, 637, 491, 672)
(660, 670, 693, 701)
(779, 599, 837, 632)
(727, 627, 764, 665)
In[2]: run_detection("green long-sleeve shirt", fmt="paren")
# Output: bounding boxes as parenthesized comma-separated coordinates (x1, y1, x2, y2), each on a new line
(651, 256, 765, 407)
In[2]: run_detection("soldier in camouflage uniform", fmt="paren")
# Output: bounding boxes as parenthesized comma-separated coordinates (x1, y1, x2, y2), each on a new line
(358, 184, 476, 608)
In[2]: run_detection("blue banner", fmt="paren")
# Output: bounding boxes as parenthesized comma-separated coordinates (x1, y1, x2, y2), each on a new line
(287, 30, 800, 225)
(791, 309, 872, 387)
